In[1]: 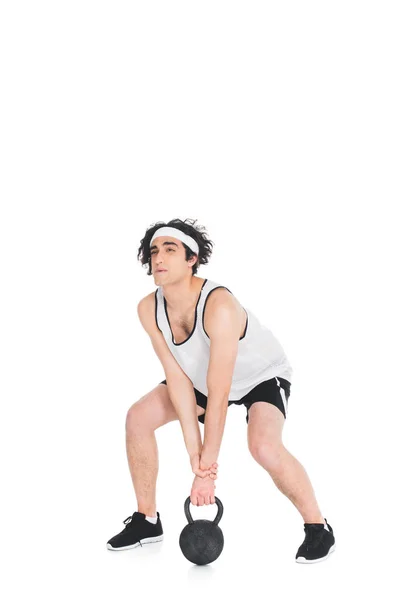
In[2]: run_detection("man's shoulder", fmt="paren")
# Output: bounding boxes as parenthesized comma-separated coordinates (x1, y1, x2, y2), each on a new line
(139, 290, 157, 306)
(206, 286, 236, 307)
(204, 286, 242, 319)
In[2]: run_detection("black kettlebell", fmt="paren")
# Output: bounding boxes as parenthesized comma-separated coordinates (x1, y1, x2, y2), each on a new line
(179, 496, 224, 565)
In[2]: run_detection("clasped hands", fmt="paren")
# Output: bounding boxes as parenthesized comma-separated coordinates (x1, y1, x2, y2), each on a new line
(189, 454, 218, 507)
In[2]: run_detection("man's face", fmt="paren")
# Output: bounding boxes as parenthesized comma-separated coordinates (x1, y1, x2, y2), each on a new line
(150, 236, 186, 280)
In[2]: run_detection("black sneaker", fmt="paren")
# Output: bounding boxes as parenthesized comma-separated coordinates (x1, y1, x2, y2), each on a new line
(295, 518, 336, 563)
(107, 511, 164, 551)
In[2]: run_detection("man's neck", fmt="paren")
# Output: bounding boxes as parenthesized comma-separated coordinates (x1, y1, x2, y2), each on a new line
(162, 276, 205, 314)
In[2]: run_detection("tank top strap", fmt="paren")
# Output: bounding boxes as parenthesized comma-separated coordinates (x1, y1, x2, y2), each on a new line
(197, 279, 233, 308)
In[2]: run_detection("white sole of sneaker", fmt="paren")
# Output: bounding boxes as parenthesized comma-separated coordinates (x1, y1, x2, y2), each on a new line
(107, 535, 164, 551)
(296, 543, 336, 563)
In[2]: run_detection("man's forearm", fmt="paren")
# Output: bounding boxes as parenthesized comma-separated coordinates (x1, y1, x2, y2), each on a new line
(201, 391, 229, 465)
(181, 420, 203, 459)
(167, 378, 203, 459)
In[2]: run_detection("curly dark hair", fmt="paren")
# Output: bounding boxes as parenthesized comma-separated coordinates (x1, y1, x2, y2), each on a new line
(137, 218, 214, 276)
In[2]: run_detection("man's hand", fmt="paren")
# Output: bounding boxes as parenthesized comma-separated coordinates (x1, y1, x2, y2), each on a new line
(190, 474, 216, 506)
(190, 454, 218, 480)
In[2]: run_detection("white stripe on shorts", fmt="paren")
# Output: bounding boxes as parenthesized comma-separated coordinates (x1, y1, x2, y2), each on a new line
(275, 376, 288, 417)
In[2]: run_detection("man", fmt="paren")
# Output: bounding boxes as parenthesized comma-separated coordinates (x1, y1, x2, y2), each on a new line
(107, 220, 336, 563)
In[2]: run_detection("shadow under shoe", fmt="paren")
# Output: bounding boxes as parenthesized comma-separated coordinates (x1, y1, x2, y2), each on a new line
(107, 511, 164, 551)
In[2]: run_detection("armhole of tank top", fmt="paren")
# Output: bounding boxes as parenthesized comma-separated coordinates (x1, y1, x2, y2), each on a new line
(240, 308, 249, 340)
(202, 286, 233, 339)
(154, 290, 163, 332)
(202, 286, 248, 341)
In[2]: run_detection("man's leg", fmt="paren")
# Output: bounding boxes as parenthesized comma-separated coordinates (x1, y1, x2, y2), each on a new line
(247, 402, 324, 524)
(125, 383, 206, 516)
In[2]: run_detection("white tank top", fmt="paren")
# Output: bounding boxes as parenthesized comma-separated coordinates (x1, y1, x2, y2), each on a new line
(155, 278, 293, 400)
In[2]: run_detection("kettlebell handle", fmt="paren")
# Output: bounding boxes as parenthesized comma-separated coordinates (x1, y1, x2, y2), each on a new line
(184, 496, 223, 526)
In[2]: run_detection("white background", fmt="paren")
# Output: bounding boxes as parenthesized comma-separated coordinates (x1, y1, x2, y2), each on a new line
(1, 1, 399, 598)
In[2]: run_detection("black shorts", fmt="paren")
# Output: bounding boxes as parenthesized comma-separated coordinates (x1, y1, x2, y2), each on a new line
(159, 376, 291, 424)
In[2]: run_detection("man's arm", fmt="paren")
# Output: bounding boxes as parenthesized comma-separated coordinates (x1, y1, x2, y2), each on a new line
(201, 291, 242, 466)
(137, 295, 203, 460)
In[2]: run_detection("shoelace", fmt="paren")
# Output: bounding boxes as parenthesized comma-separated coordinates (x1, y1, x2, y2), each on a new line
(123, 513, 142, 527)
(123, 513, 144, 546)
(303, 524, 326, 549)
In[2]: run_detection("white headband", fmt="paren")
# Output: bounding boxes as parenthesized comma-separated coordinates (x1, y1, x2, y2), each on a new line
(150, 227, 199, 255)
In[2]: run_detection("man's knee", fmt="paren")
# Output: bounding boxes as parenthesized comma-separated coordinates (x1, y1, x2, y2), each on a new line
(125, 385, 179, 432)
(125, 401, 149, 432)
(249, 440, 286, 472)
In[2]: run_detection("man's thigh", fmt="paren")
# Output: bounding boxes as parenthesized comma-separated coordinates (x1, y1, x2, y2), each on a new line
(128, 381, 206, 431)
(159, 380, 207, 424)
